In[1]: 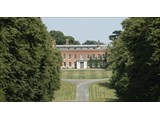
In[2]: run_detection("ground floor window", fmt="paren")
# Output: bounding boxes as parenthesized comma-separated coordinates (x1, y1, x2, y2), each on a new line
(64, 62, 66, 66)
(69, 62, 72, 66)
(74, 62, 77, 67)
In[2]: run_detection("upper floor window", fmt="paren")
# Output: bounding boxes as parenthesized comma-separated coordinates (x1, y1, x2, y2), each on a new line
(98, 54, 101, 58)
(93, 54, 95, 58)
(80, 54, 83, 60)
(63, 54, 66, 59)
(74, 54, 77, 59)
(88, 54, 90, 58)
(69, 54, 71, 59)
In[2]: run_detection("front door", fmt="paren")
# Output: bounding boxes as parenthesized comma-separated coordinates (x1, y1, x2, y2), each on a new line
(74, 62, 77, 69)
(80, 62, 84, 69)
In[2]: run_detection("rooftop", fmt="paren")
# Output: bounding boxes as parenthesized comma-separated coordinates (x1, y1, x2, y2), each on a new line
(56, 45, 107, 50)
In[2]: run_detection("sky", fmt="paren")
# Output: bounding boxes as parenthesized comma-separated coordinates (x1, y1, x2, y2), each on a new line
(41, 17, 126, 45)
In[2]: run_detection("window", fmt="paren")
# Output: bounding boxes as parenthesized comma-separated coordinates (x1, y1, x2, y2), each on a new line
(88, 54, 90, 58)
(98, 54, 100, 58)
(69, 62, 72, 66)
(63, 54, 66, 59)
(80, 54, 83, 60)
(93, 54, 95, 58)
(64, 62, 66, 66)
(74, 54, 77, 59)
(69, 54, 71, 59)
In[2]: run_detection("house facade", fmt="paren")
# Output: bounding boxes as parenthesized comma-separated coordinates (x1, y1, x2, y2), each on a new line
(53, 40, 107, 69)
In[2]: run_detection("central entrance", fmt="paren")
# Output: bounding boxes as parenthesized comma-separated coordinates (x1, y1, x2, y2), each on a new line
(77, 60, 87, 69)
(80, 62, 84, 69)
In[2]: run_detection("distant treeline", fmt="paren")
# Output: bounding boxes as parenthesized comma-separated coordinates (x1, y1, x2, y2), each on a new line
(49, 30, 105, 45)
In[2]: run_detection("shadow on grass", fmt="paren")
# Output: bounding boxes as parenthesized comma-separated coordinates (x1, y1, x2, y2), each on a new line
(96, 82, 122, 102)
(104, 98, 121, 102)
(98, 82, 113, 89)
(90, 98, 121, 102)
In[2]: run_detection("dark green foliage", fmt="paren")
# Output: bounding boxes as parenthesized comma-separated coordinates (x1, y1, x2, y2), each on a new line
(50, 30, 66, 45)
(0, 17, 62, 101)
(109, 30, 122, 41)
(82, 40, 105, 45)
(95, 57, 98, 68)
(0, 88, 5, 101)
(109, 18, 160, 101)
(65, 36, 80, 45)
(88, 56, 93, 68)
(99, 55, 103, 68)
(50, 30, 80, 45)
(74, 40, 81, 45)
(103, 52, 108, 68)
(88, 55, 107, 68)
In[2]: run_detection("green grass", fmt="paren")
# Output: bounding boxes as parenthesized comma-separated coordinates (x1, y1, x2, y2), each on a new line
(89, 80, 119, 102)
(61, 69, 112, 79)
(53, 81, 76, 102)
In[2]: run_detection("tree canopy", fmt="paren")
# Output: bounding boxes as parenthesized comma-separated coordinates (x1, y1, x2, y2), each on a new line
(82, 40, 105, 45)
(0, 17, 62, 101)
(109, 18, 160, 101)
(109, 30, 122, 41)
(50, 30, 66, 45)
(65, 36, 80, 45)
(50, 30, 80, 45)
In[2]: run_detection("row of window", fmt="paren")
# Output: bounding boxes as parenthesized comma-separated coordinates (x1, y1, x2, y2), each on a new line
(63, 61, 105, 67)
(63, 54, 105, 59)
(60, 47, 96, 50)
(63, 62, 76, 66)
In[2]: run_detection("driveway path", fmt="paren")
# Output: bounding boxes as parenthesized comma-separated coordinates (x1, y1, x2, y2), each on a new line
(62, 79, 109, 102)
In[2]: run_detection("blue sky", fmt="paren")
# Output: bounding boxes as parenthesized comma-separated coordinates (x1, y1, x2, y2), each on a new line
(41, 17, 126, 45)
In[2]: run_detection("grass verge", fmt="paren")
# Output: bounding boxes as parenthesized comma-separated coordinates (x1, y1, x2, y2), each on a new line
(61, 69, 112, 79)
(53, 81, 76, 102)
(89, 80, 119, 102)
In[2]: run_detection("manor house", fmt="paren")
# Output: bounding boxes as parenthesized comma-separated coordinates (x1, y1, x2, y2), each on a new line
(53, 39, 107, 69)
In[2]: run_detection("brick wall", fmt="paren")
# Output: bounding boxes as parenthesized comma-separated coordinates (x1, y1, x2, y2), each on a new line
(60, 49, 107, 69)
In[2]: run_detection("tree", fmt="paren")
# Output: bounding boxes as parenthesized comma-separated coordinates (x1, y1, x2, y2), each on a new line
(82, 40, 105, 45)
(109, 18, 160, 101)
(109, 30, 122, 41)
(0, 88, 5, 102)
(103, 52, 108, 68)
(95, 57, 98, 68)
(50, 30, 80, 45)
(99, 55, 103, 68)
(50, 30, 66, 45)
(0, 17, 62, 101)
(74, 40, 81, 45)
(88, 56, 93, 68)
(65, 36, 80, 45)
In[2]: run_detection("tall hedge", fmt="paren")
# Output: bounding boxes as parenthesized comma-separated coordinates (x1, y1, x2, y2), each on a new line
(0, 17, 62, 101)
(109, 18, 160, 101)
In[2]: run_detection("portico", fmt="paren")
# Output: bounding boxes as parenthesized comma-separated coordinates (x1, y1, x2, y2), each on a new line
(76, 60, 88, 69)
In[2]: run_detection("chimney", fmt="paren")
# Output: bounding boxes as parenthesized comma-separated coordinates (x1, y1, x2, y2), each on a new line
(98, 40, 100, 47)
(66, 39, 69, 45)
(52, 39, 56, 48)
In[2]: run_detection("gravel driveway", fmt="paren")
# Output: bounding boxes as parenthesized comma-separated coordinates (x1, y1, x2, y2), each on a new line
(62, 79, 109, 102)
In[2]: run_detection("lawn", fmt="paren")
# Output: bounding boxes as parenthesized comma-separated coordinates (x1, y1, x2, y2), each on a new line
(61, 69, 112, 79)
(89, 80, 119, 102)
(53, 81, 76, 102)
